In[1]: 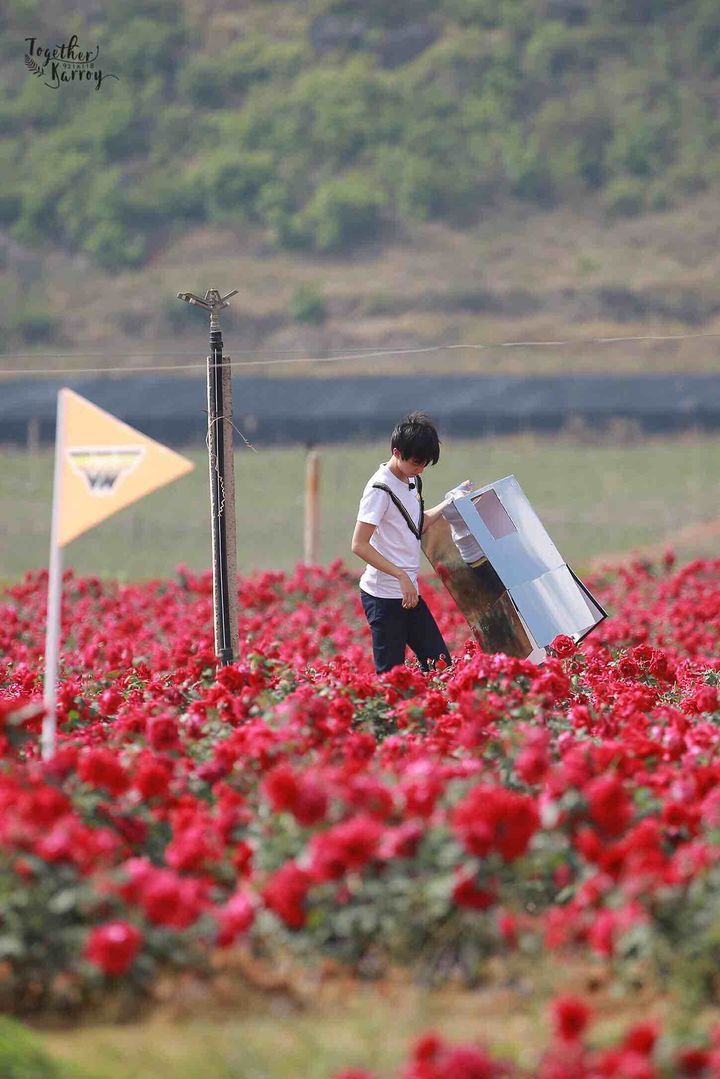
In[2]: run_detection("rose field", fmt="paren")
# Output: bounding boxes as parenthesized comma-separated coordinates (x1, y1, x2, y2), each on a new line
(2, 554, 720, 1077)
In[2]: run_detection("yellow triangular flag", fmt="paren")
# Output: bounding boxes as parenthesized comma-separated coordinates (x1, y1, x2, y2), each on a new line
(56, 388, 194, 547)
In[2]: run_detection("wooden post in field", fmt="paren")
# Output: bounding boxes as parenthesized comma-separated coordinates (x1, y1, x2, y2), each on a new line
(176, 288, 240, 666)
(27, 416, 40, 454)
(304, 446, 320, 564)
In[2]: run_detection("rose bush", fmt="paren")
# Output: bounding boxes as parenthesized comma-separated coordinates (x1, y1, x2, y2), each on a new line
(0, 555, 719, 1022)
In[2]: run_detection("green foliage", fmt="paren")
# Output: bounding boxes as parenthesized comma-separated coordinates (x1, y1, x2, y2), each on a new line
(685, 0, 720, 73)
(81, 222, 147, 271)
(66, 86, 149, 163)
(398, 29, 518, 104)
(0, 1017, 61, 1078)
(601, 176, 646, 217)
(297, 173, 387, 252)
(439, 0, 504, 28)
(10, 309, 58, 344)
(149, 106, 209, 163)
(3, 0, 720, 268)
(523, 21, 587, 79)
(200, 151, 275, 223)
(382, 150, 445, 220)
(645, 181, 675, 212)
(5, 0, 40, 19)
(313, 0, 436, 29)
(0, 189, 22, 225)
(178, 36, 308, 109)
(5, 75, 70, 129)
(599, 0, 683, 24)
(12, 146, 86, 242)
(534, 92, 613, 190)
(103, 16, 187, 81)
(606, 98, 679, 179)
(103, 0, 184, 25)
(255, 180, 306, 247)
(377, 145, 484, 223)
(178, 56, 227, 109)
(501, 127, 556, 203)
(288, 59, 401, 169)
(225, 36, 308, 94)
(290, 283, 327, 325)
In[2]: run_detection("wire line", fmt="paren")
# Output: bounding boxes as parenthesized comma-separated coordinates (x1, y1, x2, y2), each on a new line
(1, 331, 720, 379)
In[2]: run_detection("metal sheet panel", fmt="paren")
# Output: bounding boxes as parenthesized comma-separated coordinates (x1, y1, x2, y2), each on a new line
(453, 476, 565, 589)
(509, 566, 602, 646)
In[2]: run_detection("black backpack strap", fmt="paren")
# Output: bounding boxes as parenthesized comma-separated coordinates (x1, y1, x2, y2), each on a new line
(415, 475, 424, 537)
(372, 481, 423, 540)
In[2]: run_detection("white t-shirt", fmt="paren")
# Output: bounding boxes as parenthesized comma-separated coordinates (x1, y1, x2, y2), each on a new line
(357, 463, 423, 599)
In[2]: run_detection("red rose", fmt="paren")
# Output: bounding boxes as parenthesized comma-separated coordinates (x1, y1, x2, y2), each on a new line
(26, 785, 71, 827)
(77, 748, 129, 796)
(98, 687, 123, 717)
(378, 822, 423, 860)
(263, 861, 312, 930)
(452, 869, 496, 911)
(690, 686, 719, 714)
(675, 1047, 711, 1075)
(85, 921, 142, 976)
(263, 763, 299, 813)
(515, 746, 549, 785)
(435, 1045, 497, 1077)
(584, 773, 633, 837)
(133, 756, 172, 799)
(263, 764, 328, 827)
(165, 824, 218, 873)
(623, 1022, 659, 1056)
(232, 840, 254, 877)
(332, 1071, 377, 1079)
(452, 785, 540, 862)
(552, 634, 576, 658)
(137, 868, 206, 928)
(146, 714, 180, 751)
(411, 1032, 444, 1063)
(497, 911, 517, 947)
(407, 1035, 498, 1077)
(552, 994, 590, 1042)
(309, 814, 383, 882)
(588, 909, 616, 956)
(217, 890, 255, 947)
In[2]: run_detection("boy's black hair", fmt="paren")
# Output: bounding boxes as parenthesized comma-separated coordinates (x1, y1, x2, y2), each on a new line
(391, 412, 441, 466)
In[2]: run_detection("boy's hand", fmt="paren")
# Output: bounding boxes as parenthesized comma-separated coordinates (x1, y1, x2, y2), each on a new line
(398, 572, 419, 608)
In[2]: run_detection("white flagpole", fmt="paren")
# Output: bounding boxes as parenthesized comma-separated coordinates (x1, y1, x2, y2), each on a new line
(42, 390, 66, 760)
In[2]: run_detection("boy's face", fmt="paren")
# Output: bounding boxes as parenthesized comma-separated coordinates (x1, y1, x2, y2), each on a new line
(392, 449, 428, 481)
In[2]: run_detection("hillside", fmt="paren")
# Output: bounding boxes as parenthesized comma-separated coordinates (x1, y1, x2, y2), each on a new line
(1, 0, 720, 375)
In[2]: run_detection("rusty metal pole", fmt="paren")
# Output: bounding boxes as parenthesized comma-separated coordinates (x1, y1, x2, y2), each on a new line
(177, 288, 239, 665)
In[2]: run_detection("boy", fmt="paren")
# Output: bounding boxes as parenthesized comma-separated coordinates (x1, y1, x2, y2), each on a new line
(351, 412, 451, 674)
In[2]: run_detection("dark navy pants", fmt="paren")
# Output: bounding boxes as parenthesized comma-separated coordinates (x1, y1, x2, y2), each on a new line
(360, 588, 451, 674)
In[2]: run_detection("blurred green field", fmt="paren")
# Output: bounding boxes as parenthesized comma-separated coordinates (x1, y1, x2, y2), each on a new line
(2, 434, 719, 582)
(35, 956, 687, 1079)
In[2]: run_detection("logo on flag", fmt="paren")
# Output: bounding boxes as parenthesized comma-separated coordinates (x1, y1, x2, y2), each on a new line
(68, 446, 146, 496)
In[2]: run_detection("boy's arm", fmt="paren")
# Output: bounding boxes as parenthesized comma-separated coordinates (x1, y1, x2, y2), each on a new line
(422, 481, 474, 533)
(351, 521, 419, 607)
(422, 498, 451, 533)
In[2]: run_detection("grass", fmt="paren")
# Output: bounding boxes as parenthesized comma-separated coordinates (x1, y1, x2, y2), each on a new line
(35, 955, 691, 1078)
(2, 433, 719, 582)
